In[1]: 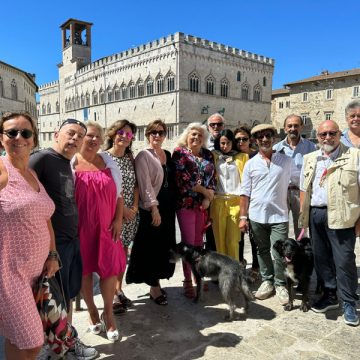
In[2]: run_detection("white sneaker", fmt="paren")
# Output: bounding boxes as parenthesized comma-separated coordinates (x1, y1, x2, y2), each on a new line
(255, 280, 274, 300)
(67, 339, 98, 360)
(276, 285, 289, 305)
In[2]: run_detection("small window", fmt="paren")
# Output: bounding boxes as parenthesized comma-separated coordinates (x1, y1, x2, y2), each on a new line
(86, 93, 90, 106)
(56, 101, 60, 113)
(137, 81, 144, 97)
(220, 79, 229, 97)
(114, 87, 120, 100)
(302, 92, 308, 102)
(324, 112, 332, 120)
(137, 127, 145, 141)
(325, 89, 333, 100)
(129, 82, 135, 99)
(301, 114, 308, 125)
(286, 101, 290, 108)
(156, 76, 164, 93)
(189, 73, 199, 92)
(353, 86, 359, 98)
(146, 79, 154, 95)
(92, 91, 98, 105)
(253, 86, 261, 102)
(167, 73, 175, 91)
(241, 84, 249, 100)
(279, 102, 284, 109)
(237, 71, 241, 82)
(263, 77, 267, 87)
(99, 90, 105, 104)
(206, 76, 215, 95)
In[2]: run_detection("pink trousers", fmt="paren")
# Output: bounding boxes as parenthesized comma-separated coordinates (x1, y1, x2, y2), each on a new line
(176, 208, 204, 280)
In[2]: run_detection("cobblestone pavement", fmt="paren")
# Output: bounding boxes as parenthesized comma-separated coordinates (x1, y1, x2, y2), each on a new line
(1, 222, 360, 359)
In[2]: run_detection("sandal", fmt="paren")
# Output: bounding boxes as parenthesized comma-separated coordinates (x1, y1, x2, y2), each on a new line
(112, 302, 126, 315)
(183, 279, 195, 299)
(117, 291, 133, 308)
(88, 322, 102, 335)
(150, 294, 168, 305)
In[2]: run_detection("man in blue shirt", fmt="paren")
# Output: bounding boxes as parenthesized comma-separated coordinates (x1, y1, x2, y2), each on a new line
(341, 100, 360, 148)
(273, 114, 316, 237)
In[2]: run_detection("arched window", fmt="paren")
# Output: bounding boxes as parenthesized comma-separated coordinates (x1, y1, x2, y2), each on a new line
(42, 104, 46, 115)
(114, 86, 120, 100)
(129, 81, 136, 99)
(85, 92, 90, 106)
(56, 101, 60, 113)
(156, 74, 164, 93)
(92, 90, 98, 105)
(263, 77, 267, 87)
(189, 72, 199, 92)
(220, 79, 229, 97)
(76, 96, 80, 108)
(137, 79, 144, 97)
(71, 97, 75, 110)
(107, 86, 112, 102)
(166, 72, 175, 91)
(206, 75, 215, 95)
(47, 103, 51, 114)
(0, 77, 4, 97)
(237, 71, 241, 82)
(121, 84, 127, 99)
(64, 98, 68, 112)
(253, 85, 262, 102)
(99, 89, 105, 104)
(11, 80, 17, 100)
(241, 83, 249, 100)
(80, 94, 85, 108)
(146, 77, 154, 95)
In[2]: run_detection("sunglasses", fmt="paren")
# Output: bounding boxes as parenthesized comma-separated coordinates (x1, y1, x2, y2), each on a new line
(318, 131, 338, 139)
(149, 130, 166, 137)
(116, 129, 135, 140)
(3, 129, 33, 139)
(209, 122, 224, 128)
(236, 137, 249, 143)
(255, 133, 273, 140)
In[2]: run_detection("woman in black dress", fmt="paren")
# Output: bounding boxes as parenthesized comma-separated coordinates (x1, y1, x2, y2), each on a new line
(126, 120, 176, 305)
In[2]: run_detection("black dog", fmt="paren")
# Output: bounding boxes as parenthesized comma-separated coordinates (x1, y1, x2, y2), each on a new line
(172, 243, 255, 320)
(273, 237, 314, 312)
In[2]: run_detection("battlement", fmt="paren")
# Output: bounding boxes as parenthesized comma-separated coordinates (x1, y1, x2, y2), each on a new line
(75, 32, 274, 76)
(39, 80, 59, 90)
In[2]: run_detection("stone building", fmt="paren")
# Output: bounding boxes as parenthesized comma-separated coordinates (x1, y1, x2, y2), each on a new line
(272, 69, 360, 138)
(0, 60, 37, 118)
(38, 18, 275, 151)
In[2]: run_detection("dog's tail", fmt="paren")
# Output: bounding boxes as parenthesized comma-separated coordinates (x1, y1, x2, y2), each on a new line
(240, 275, 255, 301)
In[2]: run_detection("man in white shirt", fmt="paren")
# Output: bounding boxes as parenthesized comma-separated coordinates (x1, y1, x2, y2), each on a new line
(273, 114, 316, 238)
(239, 124, 299, 305)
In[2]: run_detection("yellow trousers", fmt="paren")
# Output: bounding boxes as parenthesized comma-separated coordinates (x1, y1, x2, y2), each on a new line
(210, 196, 241, 261)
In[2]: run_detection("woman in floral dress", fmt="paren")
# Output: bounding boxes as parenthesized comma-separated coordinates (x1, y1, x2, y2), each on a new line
(104, 119, 139, 313)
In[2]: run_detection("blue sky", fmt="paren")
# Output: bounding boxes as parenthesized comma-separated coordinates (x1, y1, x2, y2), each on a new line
(1, 0, 359, 90)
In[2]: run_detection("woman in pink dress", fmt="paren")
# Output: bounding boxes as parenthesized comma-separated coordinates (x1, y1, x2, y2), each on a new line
(0, 112, 59, 360)
(71, 121, 125, 342)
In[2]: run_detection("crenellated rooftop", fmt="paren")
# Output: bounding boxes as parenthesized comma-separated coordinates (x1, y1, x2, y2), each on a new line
(39, 80, 59, 90)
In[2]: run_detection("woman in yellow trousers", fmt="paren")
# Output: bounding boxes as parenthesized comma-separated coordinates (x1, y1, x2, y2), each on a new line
(210, 129, 248, 260)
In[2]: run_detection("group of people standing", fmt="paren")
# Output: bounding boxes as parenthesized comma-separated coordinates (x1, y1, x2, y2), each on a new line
(1, 100, 360, 359)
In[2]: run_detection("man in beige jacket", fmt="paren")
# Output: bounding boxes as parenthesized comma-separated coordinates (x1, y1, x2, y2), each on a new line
(299, 120, 360, 326)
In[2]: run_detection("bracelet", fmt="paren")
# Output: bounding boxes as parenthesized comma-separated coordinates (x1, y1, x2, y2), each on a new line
(239, 216, 248, 220)
(48, 250, 60, 261)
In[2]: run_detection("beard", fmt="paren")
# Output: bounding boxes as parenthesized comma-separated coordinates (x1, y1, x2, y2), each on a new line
(321, 143, 337, 153)
(288, 132, 299, 139)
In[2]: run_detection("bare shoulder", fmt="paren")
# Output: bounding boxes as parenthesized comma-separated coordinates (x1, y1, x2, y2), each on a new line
(0, 157, 9, 190)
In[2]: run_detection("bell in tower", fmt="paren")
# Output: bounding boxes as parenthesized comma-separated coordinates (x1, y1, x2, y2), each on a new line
(59, 18, 93, 70)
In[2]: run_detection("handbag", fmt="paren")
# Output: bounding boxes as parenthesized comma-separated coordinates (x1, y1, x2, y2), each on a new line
(33, 274, 77, 357)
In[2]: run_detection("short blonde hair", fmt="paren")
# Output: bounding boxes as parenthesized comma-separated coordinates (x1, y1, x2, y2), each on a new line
(176, 122, 209, 148)
(86, 121, 105, 142)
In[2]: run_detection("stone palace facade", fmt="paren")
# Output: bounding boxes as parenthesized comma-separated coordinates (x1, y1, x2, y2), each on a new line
(38, 19, 275, 151)
(0, 61, 37, 119)
(271, 68, 360, 138)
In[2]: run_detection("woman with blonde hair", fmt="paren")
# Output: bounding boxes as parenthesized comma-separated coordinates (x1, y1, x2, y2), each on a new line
(172, 122, 216, 298)
(126, 120, 176, 305)
(104, 119, 139, 314)
(71, 121, 125, 341)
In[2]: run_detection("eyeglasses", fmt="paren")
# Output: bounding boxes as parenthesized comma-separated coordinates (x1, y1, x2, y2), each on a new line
(116, 129, 135, 140)
(236, 137, 249, 143)
(209, 122, 224, 128)
(318, 131, 338, 139)
(255, 133, 273, 140)
(149, 130, 166, 137)
(3, 129, 33, 139)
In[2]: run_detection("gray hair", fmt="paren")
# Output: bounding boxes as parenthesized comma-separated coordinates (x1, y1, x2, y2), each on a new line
(283, 114, 303, 127)
(345, 100, 360, 115)
(176, 122, 209, 148)
(207, 113, 225, 125)
(86, 120, 105, 142)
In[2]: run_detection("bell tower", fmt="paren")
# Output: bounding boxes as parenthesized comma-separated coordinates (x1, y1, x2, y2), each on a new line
(59, 18, 93, 70)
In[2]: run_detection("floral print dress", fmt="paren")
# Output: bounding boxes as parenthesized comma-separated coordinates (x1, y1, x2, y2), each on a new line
(106, 152, 139, 248)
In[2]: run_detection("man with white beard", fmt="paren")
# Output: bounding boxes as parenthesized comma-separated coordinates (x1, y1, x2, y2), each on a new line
(299, 120, 360, 326)
(273, 115, 316, 237)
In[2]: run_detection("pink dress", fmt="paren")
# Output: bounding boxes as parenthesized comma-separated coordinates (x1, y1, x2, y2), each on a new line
(0, 156, 55, 349)
(75, 168, 126, 278)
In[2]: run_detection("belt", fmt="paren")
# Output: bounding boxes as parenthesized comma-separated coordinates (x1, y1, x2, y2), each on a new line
(288, 185, 299, 190)
(311, 206, 327, 209)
